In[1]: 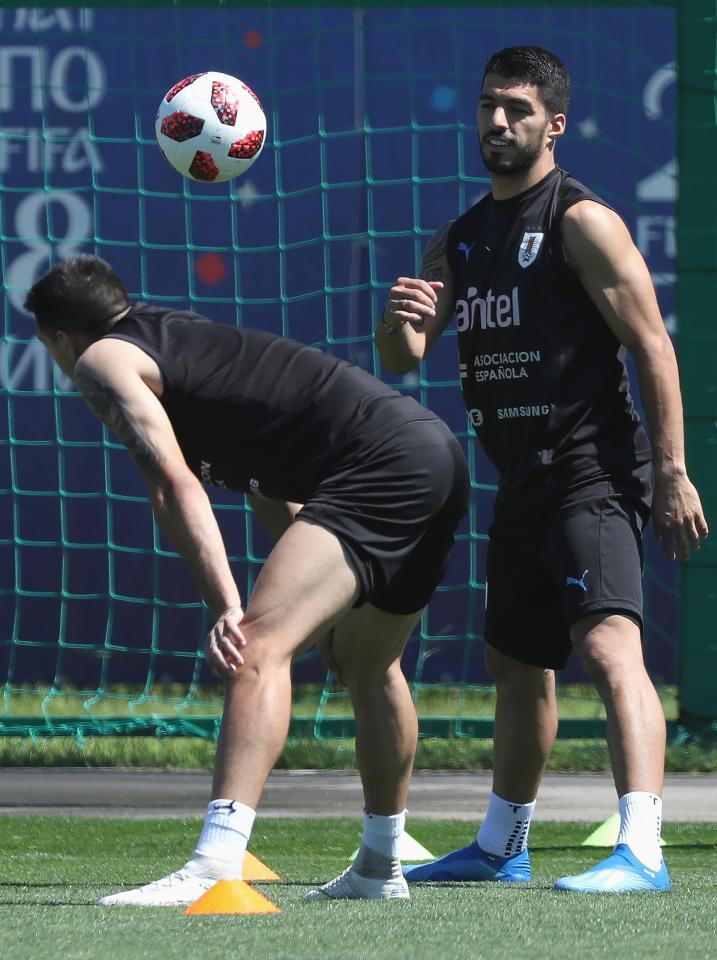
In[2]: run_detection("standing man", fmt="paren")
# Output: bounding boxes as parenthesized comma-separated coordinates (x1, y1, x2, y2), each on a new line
(376, 46, 707, 893)
(26, 254, 469, 904)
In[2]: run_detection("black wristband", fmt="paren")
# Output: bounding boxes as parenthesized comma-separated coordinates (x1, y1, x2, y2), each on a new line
(380, 311, 401, 336)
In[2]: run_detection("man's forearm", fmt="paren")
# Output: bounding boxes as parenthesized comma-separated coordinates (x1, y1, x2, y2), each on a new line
(633, 335, 687, 478)
(149, 476, 242, 617)
(374, 319, 424, 374)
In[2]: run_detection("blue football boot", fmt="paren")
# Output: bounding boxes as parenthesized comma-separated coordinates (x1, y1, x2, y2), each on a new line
(403, 841, 531, 883)
(554, 844, 671, 893)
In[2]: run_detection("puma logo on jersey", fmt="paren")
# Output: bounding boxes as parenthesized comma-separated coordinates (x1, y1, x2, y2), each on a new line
(518, 231, 544, 268)
(455, 286, 521, 331)
(457, 241, 475, 262)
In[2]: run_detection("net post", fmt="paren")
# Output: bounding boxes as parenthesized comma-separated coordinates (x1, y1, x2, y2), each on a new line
(676, 0, 717, 731)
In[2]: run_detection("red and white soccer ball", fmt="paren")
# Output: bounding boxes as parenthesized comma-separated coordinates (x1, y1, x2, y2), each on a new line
(155, 71, 266, 183)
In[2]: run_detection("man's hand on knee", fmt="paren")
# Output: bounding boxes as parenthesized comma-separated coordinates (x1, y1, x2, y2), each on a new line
(206, 606, 248, 677)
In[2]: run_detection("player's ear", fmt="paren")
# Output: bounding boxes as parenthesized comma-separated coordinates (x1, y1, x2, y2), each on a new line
(547, 112, 567, 146)
(55, 329, 72, 352)
(55, 328, 88, 361)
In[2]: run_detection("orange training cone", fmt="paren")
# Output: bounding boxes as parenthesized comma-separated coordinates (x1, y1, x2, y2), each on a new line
(243, 852, 281, 881)
(184, 879, 280, 915)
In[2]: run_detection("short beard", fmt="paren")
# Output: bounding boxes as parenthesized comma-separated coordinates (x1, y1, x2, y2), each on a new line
(479, 137, 544, 176)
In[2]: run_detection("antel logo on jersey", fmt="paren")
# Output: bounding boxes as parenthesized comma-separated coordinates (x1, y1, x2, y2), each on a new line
(455, 286, 521, 332)
(518, 231, 544, 268)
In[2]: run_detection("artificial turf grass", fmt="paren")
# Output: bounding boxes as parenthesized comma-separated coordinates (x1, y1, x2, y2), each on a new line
(0, 819, 715, 960)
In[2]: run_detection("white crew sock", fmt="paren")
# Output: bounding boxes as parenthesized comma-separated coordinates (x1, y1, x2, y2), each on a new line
(476, 791, 536, 857)
(185, 799, 256, 878)
(361, 809, 406, 858)
(616, 791, 663, 872)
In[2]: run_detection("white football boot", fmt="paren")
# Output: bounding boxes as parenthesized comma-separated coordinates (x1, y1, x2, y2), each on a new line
(98, 855, 237, 907)
(98, 867, 214, 907)
(306, 865, 409, 900)
(306, 847, 409, 902)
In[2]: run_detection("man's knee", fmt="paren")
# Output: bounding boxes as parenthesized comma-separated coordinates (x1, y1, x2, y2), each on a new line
(571, 614, 644, 687)
(484, 644, 554, 695)
(329, 604, 420, 688)
(226, 616, 296, 680)
(341, 653, 405, 698)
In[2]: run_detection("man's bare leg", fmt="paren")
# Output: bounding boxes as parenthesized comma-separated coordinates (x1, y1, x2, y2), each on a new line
(487, 645, 558, 804)
(331, 604, 422, 815)
(403, 644, 554, 883)
(571, 613, 665, 797)
(212, 520, 359, 804)
(100, 520, 359, 906)
(554, 613, 669, 890)
(307, 603, 421, 899)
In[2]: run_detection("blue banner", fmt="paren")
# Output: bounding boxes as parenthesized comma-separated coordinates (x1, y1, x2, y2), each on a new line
(0, 6, 678, 686)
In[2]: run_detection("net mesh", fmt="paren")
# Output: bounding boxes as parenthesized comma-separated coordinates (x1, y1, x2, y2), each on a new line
(0, 2, 692, 738)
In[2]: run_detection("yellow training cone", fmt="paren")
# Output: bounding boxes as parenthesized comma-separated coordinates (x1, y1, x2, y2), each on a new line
(184, 879, 280, 915)
(582, 812, 666, 847)
(349, 831, 435, 862)
(243, 852, 281, 881)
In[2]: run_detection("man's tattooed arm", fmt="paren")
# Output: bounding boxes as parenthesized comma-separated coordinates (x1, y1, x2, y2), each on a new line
(419, 221, 452, 282)
(74, 369, 165, 472)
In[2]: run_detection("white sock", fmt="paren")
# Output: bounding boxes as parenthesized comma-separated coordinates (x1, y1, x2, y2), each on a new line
(476, 791, 536, 857)
(189, 799, 256, 875)
(361, 809, 406, 858)
(616, 791, 663, 872)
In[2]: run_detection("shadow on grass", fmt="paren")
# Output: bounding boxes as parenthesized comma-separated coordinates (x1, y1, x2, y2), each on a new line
(0, 900, 94, 907)
(0, 882, 100, 888)
(532, 843, 717, 852)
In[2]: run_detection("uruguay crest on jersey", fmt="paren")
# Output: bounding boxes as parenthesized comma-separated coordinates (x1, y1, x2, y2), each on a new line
(518, 231, 544, 268)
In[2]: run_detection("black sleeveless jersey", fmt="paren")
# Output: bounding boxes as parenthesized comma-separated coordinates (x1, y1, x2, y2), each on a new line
(446, 167, 651, 507)
(103, 303, 437, 502)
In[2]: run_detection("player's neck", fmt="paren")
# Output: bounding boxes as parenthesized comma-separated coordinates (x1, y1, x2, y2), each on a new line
(490, 155, 557, 201)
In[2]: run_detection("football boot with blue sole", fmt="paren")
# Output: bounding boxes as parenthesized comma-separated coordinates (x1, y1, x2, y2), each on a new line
(403, 841, 531, 883)
(554, 844, 671, 893)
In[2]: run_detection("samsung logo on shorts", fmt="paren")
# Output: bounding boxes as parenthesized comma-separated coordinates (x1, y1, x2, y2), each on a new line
(497, 404, 550, 420)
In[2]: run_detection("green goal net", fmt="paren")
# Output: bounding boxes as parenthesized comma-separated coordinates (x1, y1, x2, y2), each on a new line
(1, 1, 714, 742)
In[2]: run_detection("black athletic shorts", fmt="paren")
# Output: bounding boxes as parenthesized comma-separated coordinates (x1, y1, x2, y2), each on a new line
(485, 477, 651, 670)
(297, 418, 469, 615)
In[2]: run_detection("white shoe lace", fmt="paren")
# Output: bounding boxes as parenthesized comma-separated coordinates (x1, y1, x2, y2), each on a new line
(140, 869, 198, 892)
(308, 866, 408, 901)
(317, 868, 356, 898)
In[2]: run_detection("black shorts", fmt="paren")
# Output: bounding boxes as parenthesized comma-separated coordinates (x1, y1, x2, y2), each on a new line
(297, 418, 469, 615)
(485, 479, 650, 670)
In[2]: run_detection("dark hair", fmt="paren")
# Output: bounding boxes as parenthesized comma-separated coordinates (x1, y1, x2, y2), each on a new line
(24, 254, 130, 335)
(482, 46, 571, 115)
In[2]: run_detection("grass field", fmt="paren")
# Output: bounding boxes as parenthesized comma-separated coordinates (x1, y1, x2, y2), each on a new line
(2, 735, 716, 773)
(5, 682, 716, 773)
(2, 818, 715, 960)
(2, 683, 680, 721)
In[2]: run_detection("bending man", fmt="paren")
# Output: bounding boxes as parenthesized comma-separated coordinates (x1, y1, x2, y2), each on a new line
(28, 254, 469, 905)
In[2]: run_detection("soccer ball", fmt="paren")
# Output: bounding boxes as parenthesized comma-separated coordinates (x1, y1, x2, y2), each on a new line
(155, 71, 266, 183)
